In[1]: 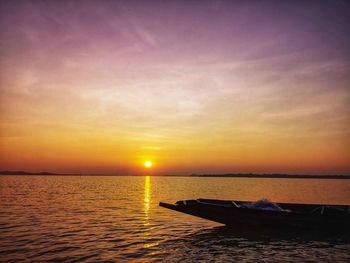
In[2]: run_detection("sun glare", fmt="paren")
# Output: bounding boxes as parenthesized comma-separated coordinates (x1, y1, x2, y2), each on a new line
(145, 161, 152, 168)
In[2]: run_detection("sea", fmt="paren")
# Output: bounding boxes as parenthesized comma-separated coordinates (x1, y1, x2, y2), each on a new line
(0, 176, 349, 262)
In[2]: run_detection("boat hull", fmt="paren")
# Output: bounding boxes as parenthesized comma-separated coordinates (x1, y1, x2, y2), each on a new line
(159, 199, 350, 233)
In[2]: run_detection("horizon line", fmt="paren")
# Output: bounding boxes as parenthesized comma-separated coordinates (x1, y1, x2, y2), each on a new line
(1, 170, 350, 179)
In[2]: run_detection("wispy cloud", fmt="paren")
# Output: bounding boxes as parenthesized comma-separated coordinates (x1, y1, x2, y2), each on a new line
(1, 0, 349, 173)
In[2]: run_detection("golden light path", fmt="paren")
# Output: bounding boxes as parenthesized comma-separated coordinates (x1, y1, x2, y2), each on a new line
(144, 175, 151, 218)
(142, 175, 159, 249)
(142, 174, 159, 249)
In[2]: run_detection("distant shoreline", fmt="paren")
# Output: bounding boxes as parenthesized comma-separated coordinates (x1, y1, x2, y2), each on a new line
(189, 174, 350, 179)
(1, 171, 349, 179)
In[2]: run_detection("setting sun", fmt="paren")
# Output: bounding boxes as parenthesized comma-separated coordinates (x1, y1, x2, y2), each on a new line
(144, 161, 152, 168)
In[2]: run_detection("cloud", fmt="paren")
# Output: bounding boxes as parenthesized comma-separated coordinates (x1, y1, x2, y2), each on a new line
(1, 0, 349, 173)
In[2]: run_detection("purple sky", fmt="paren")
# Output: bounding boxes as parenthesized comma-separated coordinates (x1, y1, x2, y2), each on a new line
(1, 0, 350, 174)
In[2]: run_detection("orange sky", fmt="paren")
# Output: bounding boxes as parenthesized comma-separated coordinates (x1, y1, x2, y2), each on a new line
(1, 1, 350, 175)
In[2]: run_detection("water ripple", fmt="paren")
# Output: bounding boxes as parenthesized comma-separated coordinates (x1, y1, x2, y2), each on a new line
(0, 176, 349, 262)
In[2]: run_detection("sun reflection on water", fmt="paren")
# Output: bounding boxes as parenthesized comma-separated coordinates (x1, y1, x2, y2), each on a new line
(144, 176, 151, 219)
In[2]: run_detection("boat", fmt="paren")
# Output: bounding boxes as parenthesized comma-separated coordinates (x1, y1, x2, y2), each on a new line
(159, 198, 350, 233)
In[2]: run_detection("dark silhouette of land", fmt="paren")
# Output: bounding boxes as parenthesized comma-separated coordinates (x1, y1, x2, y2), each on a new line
(1, 171, 349, 179)
(188, 173, 350, 179)
(0, 171, 60, 175)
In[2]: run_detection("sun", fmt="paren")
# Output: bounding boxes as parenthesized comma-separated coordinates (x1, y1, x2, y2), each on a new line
(144, 161, 152, 168)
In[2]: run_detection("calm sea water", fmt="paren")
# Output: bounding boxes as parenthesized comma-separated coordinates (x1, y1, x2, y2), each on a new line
(0, 176, 349, 262)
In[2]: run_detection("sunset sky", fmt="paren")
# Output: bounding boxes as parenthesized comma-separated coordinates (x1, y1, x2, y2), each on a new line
(1, 0, 349, 175)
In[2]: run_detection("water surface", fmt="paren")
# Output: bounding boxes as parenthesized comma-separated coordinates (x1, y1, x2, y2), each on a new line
(1, 176, 349, 262)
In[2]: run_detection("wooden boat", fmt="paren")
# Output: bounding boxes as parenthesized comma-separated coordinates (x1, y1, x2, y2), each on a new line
(159, 199, 350, 233)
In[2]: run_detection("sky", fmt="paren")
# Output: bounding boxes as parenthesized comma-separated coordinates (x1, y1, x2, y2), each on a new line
(0, 0, 349, 175)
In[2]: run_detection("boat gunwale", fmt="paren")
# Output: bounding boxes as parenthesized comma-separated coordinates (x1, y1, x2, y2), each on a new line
(161, 199, 350, 218)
